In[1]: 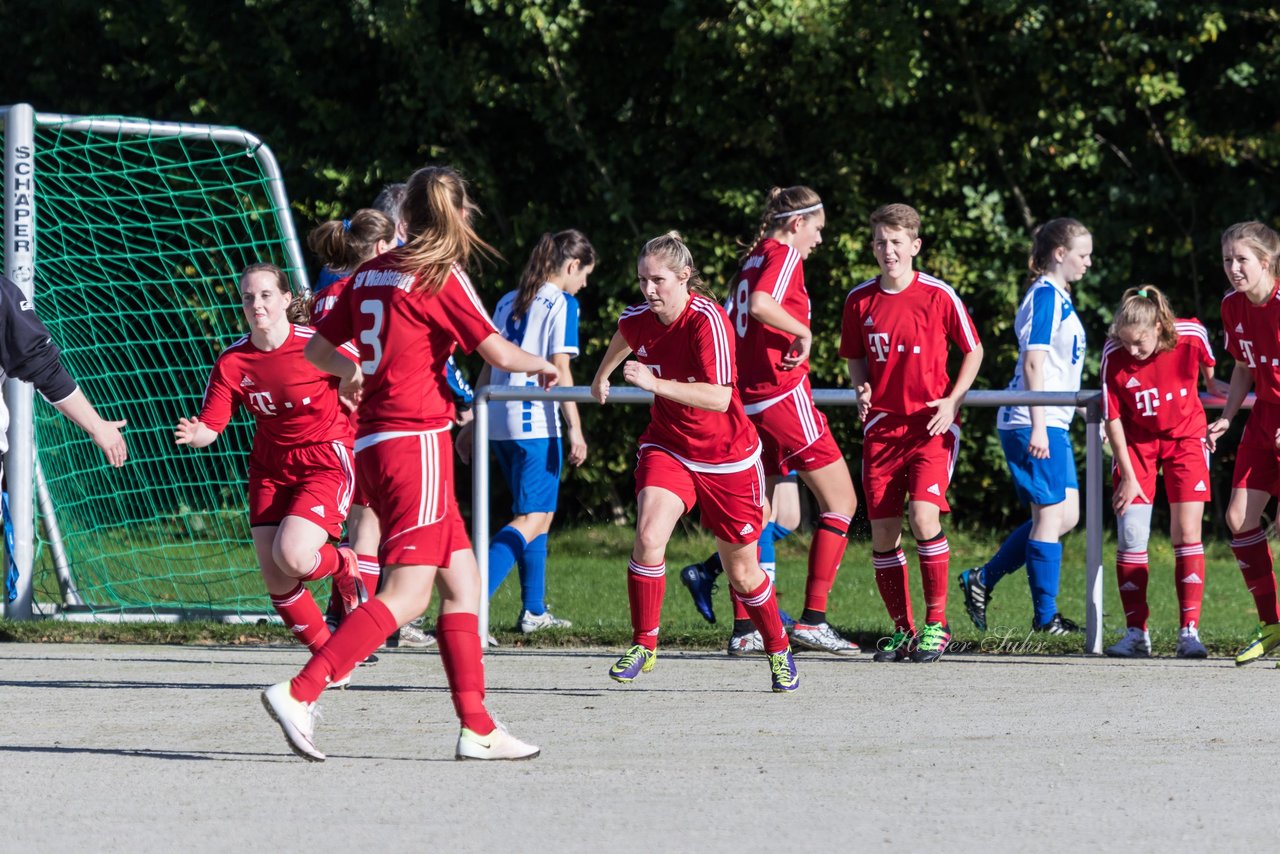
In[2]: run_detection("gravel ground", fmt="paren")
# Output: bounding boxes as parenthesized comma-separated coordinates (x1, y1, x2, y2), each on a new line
(0, 642, 1273, 852)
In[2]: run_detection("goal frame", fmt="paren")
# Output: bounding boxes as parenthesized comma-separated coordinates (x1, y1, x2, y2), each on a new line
(0, 102, 307, 620)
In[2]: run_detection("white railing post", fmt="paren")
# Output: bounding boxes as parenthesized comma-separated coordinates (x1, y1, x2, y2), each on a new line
(1083, 394, 1105, 654)
(473, 390, 491, 646)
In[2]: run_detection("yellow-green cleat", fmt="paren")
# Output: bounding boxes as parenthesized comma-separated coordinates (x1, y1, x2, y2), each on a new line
(609, 644, 656, 682)
(1234, 622, 1280, 666)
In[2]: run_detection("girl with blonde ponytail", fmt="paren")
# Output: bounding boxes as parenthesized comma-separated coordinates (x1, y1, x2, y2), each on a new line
(1101, 285, 1219, 658)
(262, 165, 556, 762)
(592, 231, 800, 692)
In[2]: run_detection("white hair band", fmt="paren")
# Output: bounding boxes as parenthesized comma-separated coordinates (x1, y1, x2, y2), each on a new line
(772, 202, 823, 220)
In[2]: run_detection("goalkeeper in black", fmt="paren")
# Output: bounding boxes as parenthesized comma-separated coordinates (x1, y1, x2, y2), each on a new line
(0, 273, 127, 467)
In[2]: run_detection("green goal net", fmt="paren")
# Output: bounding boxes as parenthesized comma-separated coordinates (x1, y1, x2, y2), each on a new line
(2, 110, 309, 620)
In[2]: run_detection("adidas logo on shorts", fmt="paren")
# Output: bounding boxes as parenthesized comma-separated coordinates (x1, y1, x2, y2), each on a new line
(926, 483, 941, 496)
(1194, 480, 1206, 492)
(740, 522, 755, 536)
(311, 504, 325, 516)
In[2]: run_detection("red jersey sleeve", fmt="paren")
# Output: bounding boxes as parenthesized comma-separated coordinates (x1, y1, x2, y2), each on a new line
(1180, 318, 1215, 368)
(1101, 343, 1121, 422)
(943, 291, 982, 353)
(838, 289, 867, 359)
(690, 298, 736, 385)
(436, 268, 498, 355)
(315, 285, 355, 350)
(752, 244, 802, 302)
(197, 352, 241, 434)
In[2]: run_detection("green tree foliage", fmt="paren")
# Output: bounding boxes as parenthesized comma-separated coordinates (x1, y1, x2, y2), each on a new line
(5, 1, 1279, 529)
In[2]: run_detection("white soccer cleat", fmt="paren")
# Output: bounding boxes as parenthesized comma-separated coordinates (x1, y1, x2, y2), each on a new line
(1175, 626, 1208, 659)
(261, 681, 325, 762)
(455, 721, 541, 761)
(397, 620, 437, 648)
(1104, 626, 1152, 658)
(519, 609, 573, 633)
(790, 621, 861, 656)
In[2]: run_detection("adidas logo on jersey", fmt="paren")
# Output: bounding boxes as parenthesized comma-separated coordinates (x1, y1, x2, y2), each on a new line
(1236, 323, 1244, 333)
(739, 522, 755, 536)
(1119, 581, 1140, 591)
(637, 345, 648, 357)
(1180, 572, 1203, 584)
(240, 376, 255, 388)
(1194, 480, 1206, 492)
(1125, 377, 1141, 388)
(864, 316, 875, 326)
(926, 483, 941, 496)
(311, 504, 325, 516)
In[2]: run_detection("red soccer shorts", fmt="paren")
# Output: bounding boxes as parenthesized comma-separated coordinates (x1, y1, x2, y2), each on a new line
(634, 447, 766, 543)
(1115, 435, 1210, 504)
(248, 440, 355, 537)
(356, 430, 471, 567)
(861, 418, 959, 519)
(744, 378, 845, 477)
(1231, 402, 1280, 496)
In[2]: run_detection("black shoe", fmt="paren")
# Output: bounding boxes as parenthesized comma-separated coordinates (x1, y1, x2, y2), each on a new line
(1033, 613, 1081, 635)
(871, 628, 916, 662)
(909, 622, 951, 663)
(957, 568, 989, 630)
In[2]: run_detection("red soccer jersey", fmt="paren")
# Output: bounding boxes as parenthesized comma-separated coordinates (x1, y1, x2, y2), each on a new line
(1102, 319, 1215, 441)
(838, 272, 981, 425)
(1222, 280, 1280, 406)
(618, 294, 760, 471)
(727, 238, 810, 404)
(198, 325, 354, 453)
(311, 273, 352, 325)
(315, 257, 497, 436)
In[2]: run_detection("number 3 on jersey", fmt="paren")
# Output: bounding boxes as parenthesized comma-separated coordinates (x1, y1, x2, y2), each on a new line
(732, 279, 750, 338)
(359, 299, 385, 374)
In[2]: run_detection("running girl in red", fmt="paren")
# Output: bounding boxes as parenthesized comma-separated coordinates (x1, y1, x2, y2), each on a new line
(307, 209, 397, 624)
(1101, 285, 1217, 659)
(591, 231, 799, 693)
(1206, 221, 1280, 666)
(175, 263, 364, 658)
(261, 166, 558, 762)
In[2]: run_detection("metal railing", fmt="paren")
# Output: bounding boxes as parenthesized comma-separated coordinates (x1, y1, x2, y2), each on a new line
(471, 385, 1187, 654)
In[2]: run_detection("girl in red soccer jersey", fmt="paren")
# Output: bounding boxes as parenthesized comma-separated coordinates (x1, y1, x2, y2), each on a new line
(839, 204, 984, 663)
(175, 263, 365, 659)
(703, 186, 858, 656)
(307, 209, 397, 631)
(1101, 285, 1218, 658)
(591, 231, 799, 692)
(261, 166, 558, 762)
(1206, 221, 1280, 665)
